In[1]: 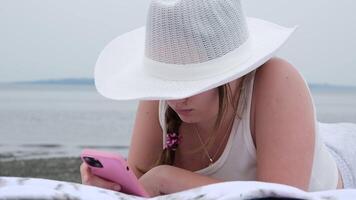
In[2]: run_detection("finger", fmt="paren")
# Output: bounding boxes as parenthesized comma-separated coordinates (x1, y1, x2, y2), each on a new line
(80, 163, 91, 184)
(89, 175, 122, 191)
(80, 162, 90, 175)
(80, 163, 121, 191)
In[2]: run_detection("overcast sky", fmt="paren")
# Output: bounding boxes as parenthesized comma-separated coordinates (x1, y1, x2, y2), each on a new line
(0, 0, 355, 86)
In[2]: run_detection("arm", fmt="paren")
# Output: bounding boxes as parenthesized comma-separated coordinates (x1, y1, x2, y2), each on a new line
(139, 165, 221, 196)
(81, 100, 164, 191)
(127, 100, 164, 178)
(254, 57, 315, 191)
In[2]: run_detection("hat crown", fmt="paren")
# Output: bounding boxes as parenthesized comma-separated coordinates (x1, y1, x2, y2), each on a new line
(145, 0, 250, 65)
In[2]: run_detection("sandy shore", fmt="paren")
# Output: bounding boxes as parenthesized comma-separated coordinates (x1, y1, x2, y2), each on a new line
(0, 157, 82, 183)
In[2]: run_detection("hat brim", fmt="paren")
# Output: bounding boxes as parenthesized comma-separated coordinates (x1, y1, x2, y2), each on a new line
(95, 17, 298, 100)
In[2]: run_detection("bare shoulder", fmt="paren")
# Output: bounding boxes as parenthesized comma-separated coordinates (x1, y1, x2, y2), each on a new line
(127, 100, 164, 178)
(250, 57, 311, 142)
(255, 57, 305, 88)
(252, 57, 296, 90)
(253, 57, 312, 115)
(251, 57, 315, 190)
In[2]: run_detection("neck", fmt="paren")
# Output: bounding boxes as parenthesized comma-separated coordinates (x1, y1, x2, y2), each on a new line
(196, 100, 238, 138)
(194, 115, 219, 136)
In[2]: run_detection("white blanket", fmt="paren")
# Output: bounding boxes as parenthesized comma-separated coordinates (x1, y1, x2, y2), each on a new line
(0, 177, 356, 200)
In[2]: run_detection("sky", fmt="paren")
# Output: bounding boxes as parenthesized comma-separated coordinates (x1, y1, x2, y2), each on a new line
(0, 0, 355, 86)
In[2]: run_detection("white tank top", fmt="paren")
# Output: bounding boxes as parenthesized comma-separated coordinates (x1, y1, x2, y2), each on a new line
(158, 69, 339, 191)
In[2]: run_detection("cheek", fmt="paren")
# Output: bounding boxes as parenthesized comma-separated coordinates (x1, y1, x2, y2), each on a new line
(194, 90, 220, 118)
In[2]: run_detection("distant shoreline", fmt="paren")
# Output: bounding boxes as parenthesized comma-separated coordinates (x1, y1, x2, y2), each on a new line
(1, 78, 356, 91)
(9, 78, 94, 85)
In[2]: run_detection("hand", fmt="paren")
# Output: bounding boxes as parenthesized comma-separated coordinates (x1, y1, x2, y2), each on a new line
(138, 165, 165, 197)
(80, 162, 122, 192)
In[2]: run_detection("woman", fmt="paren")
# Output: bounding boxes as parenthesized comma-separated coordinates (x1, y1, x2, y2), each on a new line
(81, 0, 354, 197)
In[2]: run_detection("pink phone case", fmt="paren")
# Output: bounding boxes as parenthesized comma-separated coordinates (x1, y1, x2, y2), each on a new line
(81, 149, 149, 197)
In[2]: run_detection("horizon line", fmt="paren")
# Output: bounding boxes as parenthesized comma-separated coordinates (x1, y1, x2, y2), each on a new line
(1, 78, 356, 88)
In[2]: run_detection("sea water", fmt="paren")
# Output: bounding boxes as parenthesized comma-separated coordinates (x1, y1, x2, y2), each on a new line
(0, 84, 355, 161)
(0, 84, 137, 161)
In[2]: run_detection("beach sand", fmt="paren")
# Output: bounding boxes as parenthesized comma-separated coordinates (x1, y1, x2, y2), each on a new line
(0, 157, 82, 183)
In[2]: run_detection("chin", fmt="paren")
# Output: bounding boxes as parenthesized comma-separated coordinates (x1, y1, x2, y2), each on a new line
(178, 115, 198, 124)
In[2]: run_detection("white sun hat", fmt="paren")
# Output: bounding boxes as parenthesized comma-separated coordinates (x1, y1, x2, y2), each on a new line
(94, 0, 298, 101)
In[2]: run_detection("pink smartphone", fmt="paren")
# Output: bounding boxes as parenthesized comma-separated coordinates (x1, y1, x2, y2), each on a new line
(80, 149, 149, 197)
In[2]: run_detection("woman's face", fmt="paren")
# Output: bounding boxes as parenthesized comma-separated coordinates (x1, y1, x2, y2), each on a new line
(166, 88, 220, 124)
